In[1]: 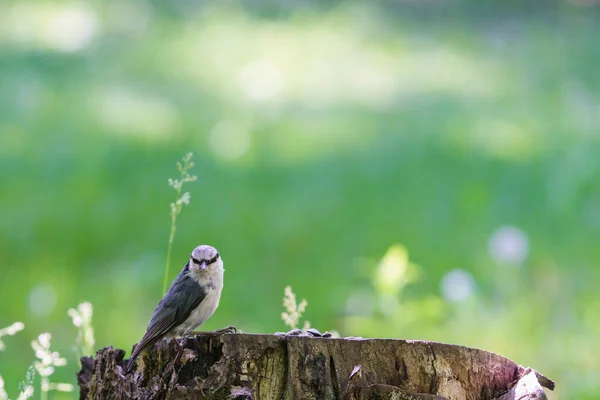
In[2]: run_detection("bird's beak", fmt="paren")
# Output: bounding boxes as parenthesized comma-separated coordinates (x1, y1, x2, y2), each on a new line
(200, 261, 207, 270)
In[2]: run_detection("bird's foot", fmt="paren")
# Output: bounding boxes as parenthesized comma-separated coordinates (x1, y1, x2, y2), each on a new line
(215, 325, 237, 335)
(191, 325, 237, 336)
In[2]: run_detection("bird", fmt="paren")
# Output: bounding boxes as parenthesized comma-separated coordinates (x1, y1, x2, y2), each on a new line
(126, 244, 233, 372)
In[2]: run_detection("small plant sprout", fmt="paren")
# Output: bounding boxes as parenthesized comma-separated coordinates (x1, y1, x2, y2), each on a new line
(1, 367, 34, 400)
(67, 302, 95, 359)
(31, 333, 73, 400)
(0, 322, 24, 352)
(0, 375, 30, 400)
(281, 286, 310, 330)
(16, 387, 34, 400)
(16, 367, 35, 400)
(164, 152, 197, 294)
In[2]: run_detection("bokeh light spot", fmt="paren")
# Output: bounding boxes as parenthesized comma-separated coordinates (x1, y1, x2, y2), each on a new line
(209, 121, 251, 160)
(238, 59, 283, 102)
(440, 269, 476, 303)
(488, 225, 529, 266)
(92, 87, 180, 140)
(46, 7, 99, 52)
(345, 289, 375, 317)
(373, 244, 419, 297)
(28, 284, 57, 317)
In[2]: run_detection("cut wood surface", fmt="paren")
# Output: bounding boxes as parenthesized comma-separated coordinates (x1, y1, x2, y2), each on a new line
(77, 333, 554, 400)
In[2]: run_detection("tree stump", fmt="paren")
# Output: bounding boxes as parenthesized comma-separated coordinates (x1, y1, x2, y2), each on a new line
(77, 333, 554, 399)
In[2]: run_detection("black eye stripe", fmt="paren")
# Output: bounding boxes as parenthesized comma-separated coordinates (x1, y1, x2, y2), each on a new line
(191, 256, 202, 265)
(191, 254, 219, 265)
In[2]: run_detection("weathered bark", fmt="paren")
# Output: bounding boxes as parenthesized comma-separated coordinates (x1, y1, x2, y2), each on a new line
(77, 333, 554, 400)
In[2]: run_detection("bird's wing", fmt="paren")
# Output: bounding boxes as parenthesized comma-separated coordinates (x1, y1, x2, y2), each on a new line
(161, 269, 207, 327)
(128, 266, 207, 370)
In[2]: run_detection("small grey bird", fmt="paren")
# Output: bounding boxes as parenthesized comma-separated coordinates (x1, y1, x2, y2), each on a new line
(127, 244, 231, 372)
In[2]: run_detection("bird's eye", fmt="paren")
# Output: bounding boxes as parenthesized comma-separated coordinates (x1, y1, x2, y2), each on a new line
(208, 254, 219, 264)
(191, 256, 202, 265)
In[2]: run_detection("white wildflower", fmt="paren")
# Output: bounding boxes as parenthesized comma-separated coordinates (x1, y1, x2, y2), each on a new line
(31, 333, 73, 398)
(281, 286, 310, 330)
(0, 375, 8, 400)
(0, 322, 25, 352)
(68, 302, 95, 358)
(16, 386, 34, 400)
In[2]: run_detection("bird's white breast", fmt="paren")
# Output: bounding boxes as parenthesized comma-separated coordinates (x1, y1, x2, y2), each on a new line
(178, 265, 223, 335)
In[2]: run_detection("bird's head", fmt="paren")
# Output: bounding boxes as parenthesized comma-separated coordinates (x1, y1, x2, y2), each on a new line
(189, 245, 222, 274)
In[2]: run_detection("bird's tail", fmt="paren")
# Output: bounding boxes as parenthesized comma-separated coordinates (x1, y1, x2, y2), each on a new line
(126, 324, 170, 372)
(126, 342, 149, 372)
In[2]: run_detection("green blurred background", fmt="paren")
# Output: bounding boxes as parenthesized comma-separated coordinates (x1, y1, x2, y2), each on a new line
(1, 0, 599, 398)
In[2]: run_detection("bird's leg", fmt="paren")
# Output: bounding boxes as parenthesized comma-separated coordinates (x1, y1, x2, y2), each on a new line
(191, 325, 237, 336)
(171, 337, 185, 367)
